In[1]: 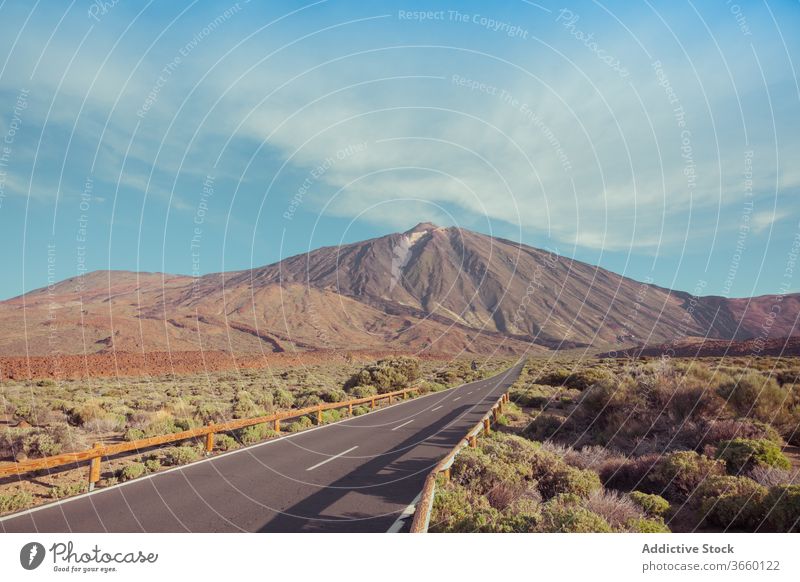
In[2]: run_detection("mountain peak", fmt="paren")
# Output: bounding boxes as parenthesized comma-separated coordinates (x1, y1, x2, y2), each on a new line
(405, 222, 440, 233)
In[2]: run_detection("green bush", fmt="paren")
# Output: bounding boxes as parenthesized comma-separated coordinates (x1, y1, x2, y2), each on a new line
(145, 459, 162, 473)
(495, 497, 542, 532)
(344, 356, 420, 394)
(525, 413, 569, 440)
(718, 372, 787, 424)
(650, 451, 725, 500)
(214, 434, 239, 451)
(123, 428, 147, 441)
(716, 439, 791, 473)
(162, 446, 201, 466)
(321, 409, 342, 424)
(352, 405, 370, 416)
(698, 476, 768, 530)
(118, 462, 147, 482)
(630, 491, 670, 517)
(0, 489, 33, 514)
(762, 485, 800, 532)
(286, 416, 313, 433)
(626, 517, 671, 533)
(537, 465, 602, 500)
(539, 502, 612, 533)
(429, 484, 499, 533)
(238, 424, 278, 445)
(511, 385, 556, 408)
(49, 482, 88, 499)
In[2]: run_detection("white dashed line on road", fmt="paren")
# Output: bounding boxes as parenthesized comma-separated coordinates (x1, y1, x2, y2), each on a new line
(306, 446, 359, 471)
(391, 419, 415, 431)
(431, 405, 443, 411)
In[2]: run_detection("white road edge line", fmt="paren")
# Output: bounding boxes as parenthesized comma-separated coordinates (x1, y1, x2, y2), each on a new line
(453, 396, 461, 401)
(391, 419, 414, 431)
(387, 492, 421, 533)
(306, 446, 359, 472)
(431, 405, 443, 411)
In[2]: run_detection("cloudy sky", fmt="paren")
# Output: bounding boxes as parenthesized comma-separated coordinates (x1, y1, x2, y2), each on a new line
(0, 0, 798, 299)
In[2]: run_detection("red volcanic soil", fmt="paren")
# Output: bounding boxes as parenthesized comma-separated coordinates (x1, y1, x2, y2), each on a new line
(0, 349, 453, 381)
(598, 336, 800, 359)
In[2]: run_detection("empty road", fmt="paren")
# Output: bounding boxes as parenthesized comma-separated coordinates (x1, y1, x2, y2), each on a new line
(1, 360, 525, 533)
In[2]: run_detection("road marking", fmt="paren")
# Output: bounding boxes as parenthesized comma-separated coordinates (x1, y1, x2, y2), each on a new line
(431, 405, 443, 411)
(466, 391, 472, 395)
(387, 493, 421, 533)
(391, 419, 414, 431)
(306, 446, 358, 471)
(453, 396, 461, 401)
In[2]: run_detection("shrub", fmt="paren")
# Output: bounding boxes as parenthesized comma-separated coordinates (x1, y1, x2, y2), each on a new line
(118, 462, 147, 482)
(349, 386, 377, 399)
(630, 491, 670, 517)
(584, 490, 644, 528)
(626, 517, 671, 533)
(238, 424, 278, 445)
(321, 409, 342, 424)
(451, 448, 525, 495)
(232, 391, 263, 419)
(344, 356, 420, 394)
(0, 489, 33, 514)
(718, 372, 787, 423)
(649, 451, 725, 500)
(162, 446, 201, 466)
(697, 476, 768, 530)
(49, 482, 88, 499)
(352, 405, 370, 416)
(429, 484, 499, 533)
(761, 485, 800, 532)
(22, 430, 62, 458)
(123, 428, 146, 441)
(271, 388, 295, 409)
(320, 389, 347, 403)
(511, 385, 557, 408)
(286, 416, 314, 433)
(539, 502, 612, 533)
(537, 464, 602, 500)
(495, 497, 542, 532)
(214, 434, 239, 451)
(715, 439, 791, 473)
(700, 419, 783, 447)
(144, 459, 162, 473)
(526, 413, 569, 440)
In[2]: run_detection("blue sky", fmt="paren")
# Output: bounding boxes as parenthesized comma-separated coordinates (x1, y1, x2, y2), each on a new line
(0, 0, 798, 300)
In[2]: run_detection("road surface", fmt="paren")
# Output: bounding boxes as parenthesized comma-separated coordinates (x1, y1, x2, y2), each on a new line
(1, 360, 525, 533)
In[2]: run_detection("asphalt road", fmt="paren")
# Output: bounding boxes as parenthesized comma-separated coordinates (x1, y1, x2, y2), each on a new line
(1, 360, 525, 533)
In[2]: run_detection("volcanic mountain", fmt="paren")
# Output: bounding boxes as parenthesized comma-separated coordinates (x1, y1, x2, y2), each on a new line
(1, 223, 798, 357)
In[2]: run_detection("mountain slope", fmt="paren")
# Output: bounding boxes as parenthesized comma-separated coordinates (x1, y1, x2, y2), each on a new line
(0, 223, 797, 356)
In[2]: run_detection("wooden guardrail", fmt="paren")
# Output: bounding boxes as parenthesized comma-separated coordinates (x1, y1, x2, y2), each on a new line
(409, 391, 510, 533)
(0, 385, 420, 490)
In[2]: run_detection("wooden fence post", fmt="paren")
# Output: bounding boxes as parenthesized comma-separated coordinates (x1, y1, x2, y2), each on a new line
(483, 418, 491, 435)
(371, 397, 376, 409)
(469, 435, 477, 448)
(205, 423, 215, 455)
(348, 403, 353, 416)
(88, 443, 102, 491)
(388, 394, 393, 404)
(274, 419, 281, 433)
(317, 408, 323, 425)
(442, 467, 451, 482)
